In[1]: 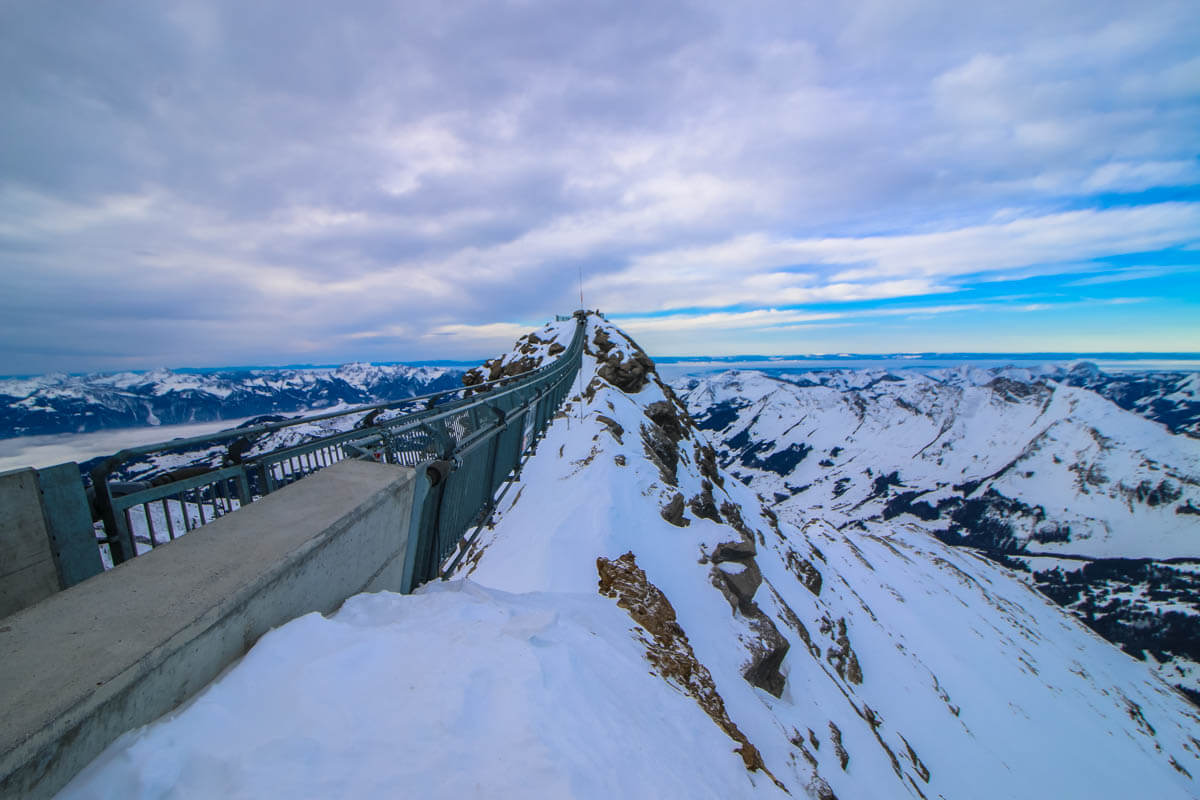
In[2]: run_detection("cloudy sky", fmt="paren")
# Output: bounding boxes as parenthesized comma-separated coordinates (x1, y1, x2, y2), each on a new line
(2, 0, 1198, 374)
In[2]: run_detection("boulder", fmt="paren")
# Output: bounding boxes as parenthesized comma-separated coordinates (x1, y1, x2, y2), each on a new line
(661, 492, 690, 527)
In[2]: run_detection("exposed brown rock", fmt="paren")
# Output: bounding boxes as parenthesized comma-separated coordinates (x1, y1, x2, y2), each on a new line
(596, 553, 782, 784)
(661, 492, 690, 527)
(810, 777, 838, 800)
(741, 611, 790, 697)
(645, 400, 688, 442)
(720, 500, 762, 546)
(598, 352, 654, 393)
(761, 505, 784, 541)
(863, 705, 904, 779)
(547, 342, 565, 356)
(613, 454, 626, 467)
(688, 479, 721, 522)
(660, 381, 693, 419)
(464, 350, 543, 391)
(695, 443, 724, 488)
(899, 733, 931, 783)
(769, 586, 820, 658)
(711, 559, 763, 613)
(826, 618, 863, 685)
(587, 322, 664, 394)
(790, 730, 819, 768)
(642, 423, 680, 486)
(591, 326, 616, 356)
(708, 557, 791, 698)
(581, 376, 604, 403)
(499, 355, 539, 378)
(592, 328, 657, 393)
(712, 538, 756, 563)
(785, 549, 823, 596)
(829, 721, 849, 770)
(595, 414, 625, 444)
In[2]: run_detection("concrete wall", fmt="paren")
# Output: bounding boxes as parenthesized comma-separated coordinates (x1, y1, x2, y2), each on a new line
(0, 459, 419, 799)
(0, 464, 103, 619)
(0, 469, 61, 618)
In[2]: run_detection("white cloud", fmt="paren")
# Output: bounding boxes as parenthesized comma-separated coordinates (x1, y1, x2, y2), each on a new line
(1066, 266, 1192, 286)
(588, 204, 1200, 313)
(425, 322, 533, 341)
(1083, 161, 1200, 193)
(2, 0, 1198, 371)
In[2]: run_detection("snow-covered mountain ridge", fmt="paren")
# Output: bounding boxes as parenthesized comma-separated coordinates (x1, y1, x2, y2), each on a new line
(62, 316, 1200, 799)
(0, 363, 463, 437)
(1050, 363, 1200, 439)
(676, 366, 1200, 704)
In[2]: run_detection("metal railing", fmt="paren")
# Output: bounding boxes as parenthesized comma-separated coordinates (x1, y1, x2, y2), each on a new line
(91, 315, 587, 587)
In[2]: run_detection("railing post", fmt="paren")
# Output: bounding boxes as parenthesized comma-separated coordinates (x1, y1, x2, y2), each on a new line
(235, 469, 251, 507)
(90, 468, 136, 566)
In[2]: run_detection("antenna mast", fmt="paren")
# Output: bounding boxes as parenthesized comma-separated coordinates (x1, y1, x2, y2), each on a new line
(578, 266, 584, 309)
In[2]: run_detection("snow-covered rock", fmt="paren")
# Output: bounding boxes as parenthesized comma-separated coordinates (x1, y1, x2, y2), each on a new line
(460, 319, 577, 389)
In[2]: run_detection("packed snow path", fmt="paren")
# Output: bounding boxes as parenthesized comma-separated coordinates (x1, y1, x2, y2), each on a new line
(61, 315, 1200, 799)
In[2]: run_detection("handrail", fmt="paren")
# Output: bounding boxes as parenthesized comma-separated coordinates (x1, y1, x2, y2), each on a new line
(90, 315, 588, 579)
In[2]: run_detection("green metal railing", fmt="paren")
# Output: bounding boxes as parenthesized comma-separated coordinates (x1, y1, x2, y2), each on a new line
(91, 315, 586, 587)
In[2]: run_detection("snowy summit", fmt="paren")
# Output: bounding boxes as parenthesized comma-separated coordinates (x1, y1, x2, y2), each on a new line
(62, 314, 1200, 799)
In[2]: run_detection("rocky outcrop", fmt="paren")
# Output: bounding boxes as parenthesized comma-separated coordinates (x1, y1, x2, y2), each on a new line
(661, 493, 690, 527)
(829, 721, 849, 770)
(705, 501, 791, 698)
(741, 613, 791, 698)
(688, 480, 721, 522)
(695, 442, 724, 488)
(642, 422, 680, 486)
(462, 327, 565, 391)
(713, 537, 756, 562)
(786, 548, 824, 596)
(592, 327, 656, 393)
(712, 559, 763, 613)
(463, 354, 539, 388)
(645, 400, 688, 442)
(595, 414, 624, 443)
(597, 553, 781, 784)
(822, 617, 863, 685)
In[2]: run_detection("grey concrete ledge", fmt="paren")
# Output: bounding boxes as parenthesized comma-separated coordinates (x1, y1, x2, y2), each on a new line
(0, 459, 418, 799)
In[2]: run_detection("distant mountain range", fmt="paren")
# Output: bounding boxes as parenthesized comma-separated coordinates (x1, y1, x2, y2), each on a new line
(0, 363, 465, 438)
(676, 362, 1200, 703)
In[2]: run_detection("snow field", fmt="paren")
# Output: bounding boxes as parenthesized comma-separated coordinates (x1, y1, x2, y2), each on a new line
(60, 583, 777, 800)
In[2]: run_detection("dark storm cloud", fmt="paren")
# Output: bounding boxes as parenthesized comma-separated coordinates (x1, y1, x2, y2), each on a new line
(1, 0, 1198, 372)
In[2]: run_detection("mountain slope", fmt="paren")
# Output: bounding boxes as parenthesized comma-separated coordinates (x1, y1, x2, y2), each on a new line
(60, 317, 1200, 799)
(454, 319, 1200, 798)
(1050, 363, 1200, 439)
(677, 367, 1200, 703)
